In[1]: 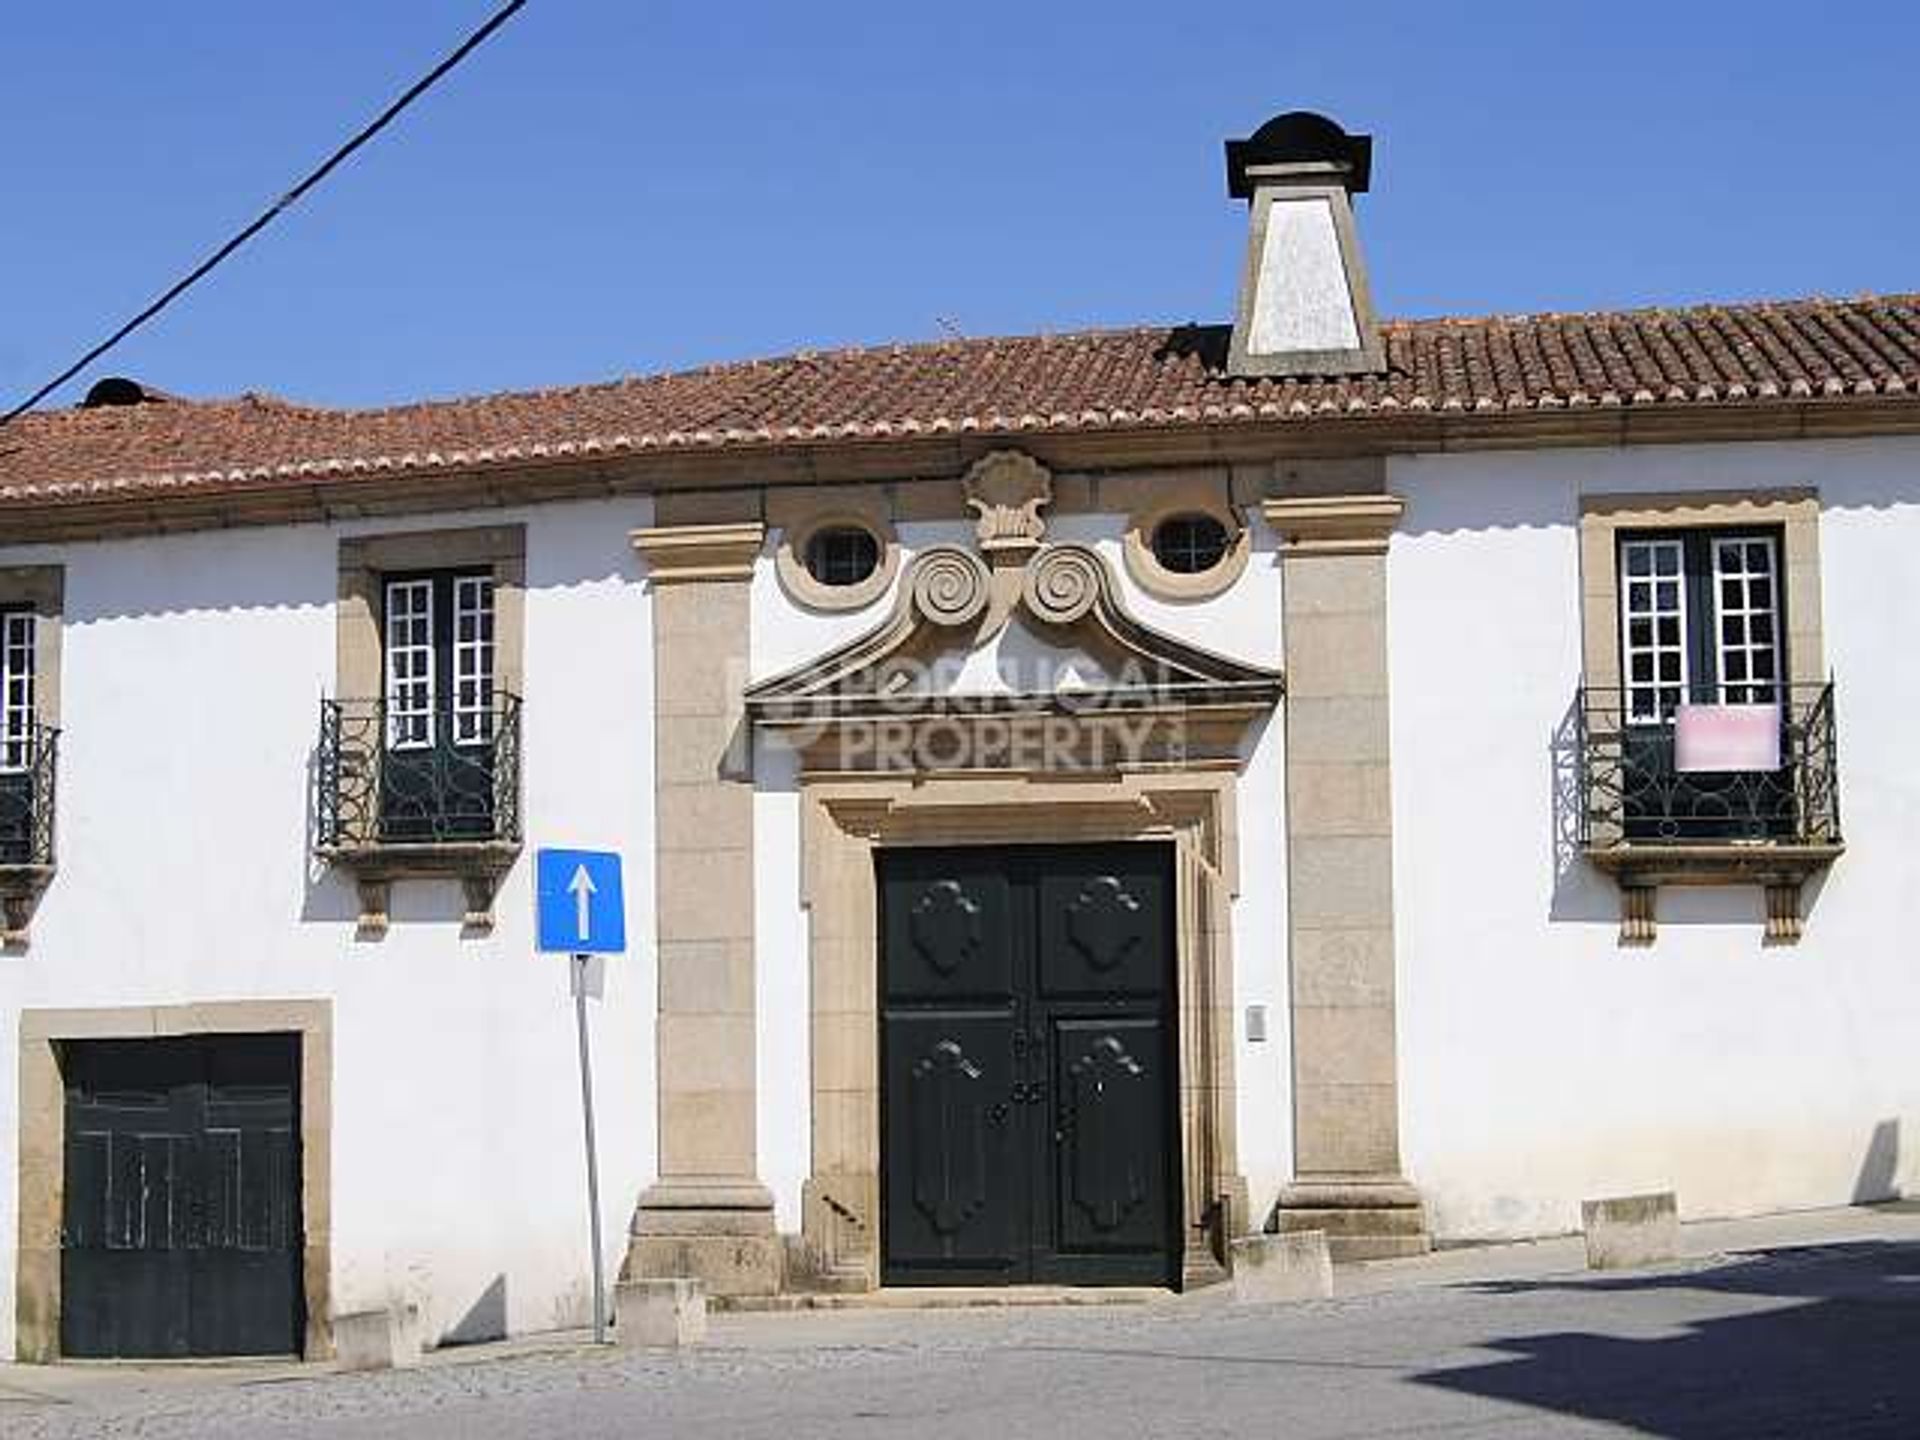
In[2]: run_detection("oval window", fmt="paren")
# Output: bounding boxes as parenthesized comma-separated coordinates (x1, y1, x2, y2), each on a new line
(1151, 513, 1232, 575)
(804, 525, 882, 588)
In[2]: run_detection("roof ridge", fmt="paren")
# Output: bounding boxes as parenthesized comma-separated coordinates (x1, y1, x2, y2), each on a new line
(1384, 292, 1920, 332)
(13, 295, 1917, 425)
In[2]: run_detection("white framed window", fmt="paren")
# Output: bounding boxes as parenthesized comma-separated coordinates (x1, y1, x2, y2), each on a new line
(384, 579, 436, 750)
(1620, 537, 1688, 722)
(0, 608, 34, 773)
(1711, 536, 1780, 705)
(452, 575, 496, 746)
(1618, 529, 1785, 723)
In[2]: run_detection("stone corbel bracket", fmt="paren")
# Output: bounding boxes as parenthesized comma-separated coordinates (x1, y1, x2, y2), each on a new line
(1584, 843, 1845, 946)
(0, 865, 54, 948)
(321, 842, 521, 938)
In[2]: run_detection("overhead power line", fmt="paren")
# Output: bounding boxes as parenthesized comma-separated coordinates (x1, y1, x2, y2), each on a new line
(0, 0, 530, 427)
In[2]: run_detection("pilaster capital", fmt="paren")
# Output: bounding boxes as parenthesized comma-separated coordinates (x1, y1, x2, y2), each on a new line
(1262, 494, 1405, 557)
(631, 521, 766, 583)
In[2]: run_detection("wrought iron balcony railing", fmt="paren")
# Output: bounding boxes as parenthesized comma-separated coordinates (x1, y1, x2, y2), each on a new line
(0, 721, 58, 868)
(1576, 681, 1840, 848)
(316, 693, 522, 851)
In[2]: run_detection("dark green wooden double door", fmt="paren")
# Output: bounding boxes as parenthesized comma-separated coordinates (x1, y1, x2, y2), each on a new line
(880, 844, 1180, 1287)
(61, 1035, 303, 1358)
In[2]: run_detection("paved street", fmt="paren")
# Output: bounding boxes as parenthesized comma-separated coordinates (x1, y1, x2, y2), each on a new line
(5, 1207, 1916, 1439)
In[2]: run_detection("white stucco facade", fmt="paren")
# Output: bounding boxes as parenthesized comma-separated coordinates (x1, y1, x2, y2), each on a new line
(1388, 437, 1920, 1238)
(6, 423, 1919, 1356)
(0, 496, 658, 1357)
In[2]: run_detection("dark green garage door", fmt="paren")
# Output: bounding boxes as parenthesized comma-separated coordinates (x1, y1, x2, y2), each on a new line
(61, 1033, 304, 1358)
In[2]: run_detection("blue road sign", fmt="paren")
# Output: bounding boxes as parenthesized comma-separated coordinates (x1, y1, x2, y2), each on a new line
(536, 849, 626, 955)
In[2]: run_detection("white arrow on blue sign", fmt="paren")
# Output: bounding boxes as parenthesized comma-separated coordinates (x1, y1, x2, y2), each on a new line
(536, 849, 626, 954)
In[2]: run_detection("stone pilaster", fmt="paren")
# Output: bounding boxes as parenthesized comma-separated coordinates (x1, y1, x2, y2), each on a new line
(625, 519, 783, 1296)
(1263, 494, 1429, 1260)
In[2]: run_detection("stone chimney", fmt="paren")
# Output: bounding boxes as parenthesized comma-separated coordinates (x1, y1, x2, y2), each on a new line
(1224, 112, 1383, 378)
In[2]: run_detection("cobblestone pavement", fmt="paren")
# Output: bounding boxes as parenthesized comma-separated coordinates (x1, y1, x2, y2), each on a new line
(4, 1223, 1915, 1439)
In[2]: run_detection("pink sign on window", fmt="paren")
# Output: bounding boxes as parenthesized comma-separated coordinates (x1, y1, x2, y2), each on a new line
(1674, 704, 1782, 773)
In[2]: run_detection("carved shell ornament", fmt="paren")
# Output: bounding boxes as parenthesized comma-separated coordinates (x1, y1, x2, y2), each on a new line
(963, 450, 1054, 553)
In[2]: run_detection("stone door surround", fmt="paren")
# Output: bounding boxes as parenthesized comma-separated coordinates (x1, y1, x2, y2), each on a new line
(14, 1000, 333, 1363)
(791, 771, 1248, 1292)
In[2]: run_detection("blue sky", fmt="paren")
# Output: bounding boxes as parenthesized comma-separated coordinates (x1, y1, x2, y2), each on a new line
(4, 2, 1915, 411)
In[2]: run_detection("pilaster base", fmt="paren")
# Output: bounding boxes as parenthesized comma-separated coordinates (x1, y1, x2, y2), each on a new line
(624, 1180, 784, 1298)
(1274, 1177, 1430, 1262)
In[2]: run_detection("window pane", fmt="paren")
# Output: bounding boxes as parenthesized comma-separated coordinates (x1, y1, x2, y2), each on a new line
(1619, 539, 1688, 723)
(453, 575, 496, 746)
(1710, 535, 1782, 710)
(0, 609, 34, 773)
(384, 580, 436, 750)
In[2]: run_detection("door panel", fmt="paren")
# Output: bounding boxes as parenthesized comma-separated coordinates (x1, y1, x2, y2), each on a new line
(1038, 863, 1169, 999)
(880, 844, 1178, 1288)
(1049, 1017, 1173, 1264)
(881, 1012, 1020, 1277)
(881, 854, 1015, 1003)
(61, 1035, 302, 1358)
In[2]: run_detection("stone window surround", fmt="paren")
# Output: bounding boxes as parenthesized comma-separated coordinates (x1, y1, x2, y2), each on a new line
(1576, 488, 1835, 944)
(1578, 489, 1824, 692)
(770, 495, 900, 613)
(14, 1000, 334, 1363)
(0, 565, 62, 948)
(790, 771, 1248, 1294)
(1117, 471, 1252, 602)
(330, 525, 527, 935)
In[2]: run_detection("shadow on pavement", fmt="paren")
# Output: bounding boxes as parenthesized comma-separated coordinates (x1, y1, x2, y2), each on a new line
(1414, 1241, 1920, 1438)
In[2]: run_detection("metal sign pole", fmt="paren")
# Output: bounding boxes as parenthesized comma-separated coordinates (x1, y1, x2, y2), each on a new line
(573, 952, 607, 1344)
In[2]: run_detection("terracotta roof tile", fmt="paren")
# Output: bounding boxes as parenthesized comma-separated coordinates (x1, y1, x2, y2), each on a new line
(3, 294, 1918, 508)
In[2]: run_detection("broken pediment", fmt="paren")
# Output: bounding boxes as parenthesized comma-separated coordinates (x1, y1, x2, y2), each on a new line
(745, 540, 1282, 728)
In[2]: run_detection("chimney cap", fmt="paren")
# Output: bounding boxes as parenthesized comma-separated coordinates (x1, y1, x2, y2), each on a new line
(1225, 111, 1372, 199)
(80, 376, 168, 409)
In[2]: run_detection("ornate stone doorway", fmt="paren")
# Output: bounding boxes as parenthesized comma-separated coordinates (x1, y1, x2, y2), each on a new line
(790, 773, 1248, 1290)
(742, 451, 1282, 1291)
